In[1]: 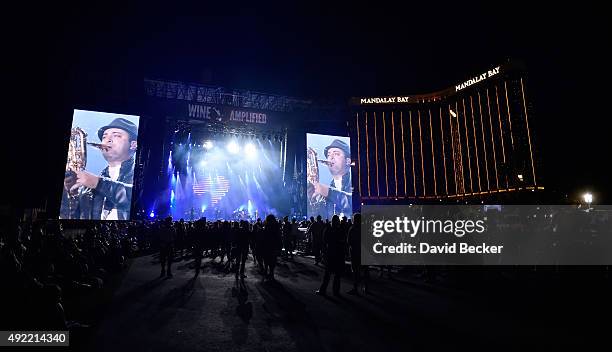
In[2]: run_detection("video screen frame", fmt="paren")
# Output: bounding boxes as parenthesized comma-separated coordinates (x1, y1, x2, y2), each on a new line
(306, 133, 353, 220)
(59, 109, 140, 220)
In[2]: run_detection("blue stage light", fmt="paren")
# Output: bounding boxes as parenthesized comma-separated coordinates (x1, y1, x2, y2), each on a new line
(227, 141, 240, 154)
(245, 143, 257, 158)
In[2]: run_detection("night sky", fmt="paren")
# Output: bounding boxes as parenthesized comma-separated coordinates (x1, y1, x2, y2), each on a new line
(7, 1, 611, 209)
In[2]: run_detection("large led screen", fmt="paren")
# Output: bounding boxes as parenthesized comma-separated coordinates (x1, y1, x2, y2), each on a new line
(306, 133, 353, 220)
(59, 110, 140, 220)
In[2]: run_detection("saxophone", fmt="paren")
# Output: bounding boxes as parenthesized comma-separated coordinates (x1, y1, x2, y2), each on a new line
(63, 127, 89, 217)
(66, 128, 109, 180)
(307, 147, 329, 205)
(66, 127, 88, 176)
(64, 128, 110, 218)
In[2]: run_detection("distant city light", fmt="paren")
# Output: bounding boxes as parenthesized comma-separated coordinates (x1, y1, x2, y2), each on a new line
(583, 192, 593, 205)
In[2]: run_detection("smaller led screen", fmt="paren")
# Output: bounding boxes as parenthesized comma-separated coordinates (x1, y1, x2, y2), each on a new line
(306, 133, 353, 220)
(59, 109, 140, 220)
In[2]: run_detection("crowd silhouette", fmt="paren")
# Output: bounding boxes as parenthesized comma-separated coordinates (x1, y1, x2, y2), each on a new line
(1, 218, 134, 330)
(1, 212, 371, 332)
(5, 206, 606, 333)
(149, 213, 366, 297)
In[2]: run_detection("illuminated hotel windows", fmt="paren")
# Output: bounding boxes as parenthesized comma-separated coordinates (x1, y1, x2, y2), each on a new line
(351, 64, 539, 200)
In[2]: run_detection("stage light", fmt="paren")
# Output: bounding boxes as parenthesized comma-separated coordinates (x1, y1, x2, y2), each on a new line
(227, 141, 240, 154)
(149, 211, 155, 218)
(199, 160, 208, 168)
(245, 143, 257, 158)
(203, 140, 213, 150)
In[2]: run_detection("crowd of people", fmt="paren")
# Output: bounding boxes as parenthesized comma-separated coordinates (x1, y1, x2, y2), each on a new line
(1, 218, 135, 330)
(4, 207, 609, 331)
(149, 213, 367, 296)
(0, 212, 369, 330)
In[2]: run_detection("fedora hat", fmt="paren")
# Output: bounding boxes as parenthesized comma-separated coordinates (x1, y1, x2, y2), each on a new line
(98, 118, 138, 141)
(324, 139, 350, 158)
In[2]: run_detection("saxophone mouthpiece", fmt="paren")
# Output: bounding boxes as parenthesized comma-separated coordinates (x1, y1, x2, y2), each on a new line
(87, 142, 110, 151)
(317, 159, 332, 166)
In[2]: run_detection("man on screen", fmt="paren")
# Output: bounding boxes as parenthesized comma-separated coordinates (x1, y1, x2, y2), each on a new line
(60, 118, 138, 220)
(310, 139, 352, 219)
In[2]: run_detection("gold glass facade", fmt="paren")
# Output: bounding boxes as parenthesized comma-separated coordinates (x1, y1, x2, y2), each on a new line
(351, 64, 541, 201)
